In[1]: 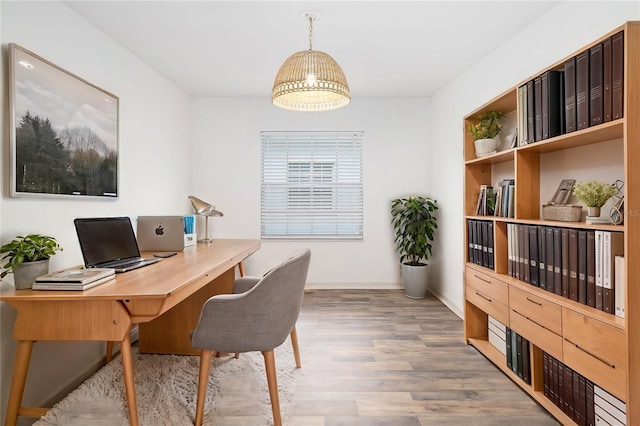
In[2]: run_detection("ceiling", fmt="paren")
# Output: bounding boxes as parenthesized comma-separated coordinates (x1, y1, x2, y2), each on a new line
(64, 1, 561, 98)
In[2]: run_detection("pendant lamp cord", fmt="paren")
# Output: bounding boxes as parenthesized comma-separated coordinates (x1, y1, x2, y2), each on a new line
(308, 16, 314, 51)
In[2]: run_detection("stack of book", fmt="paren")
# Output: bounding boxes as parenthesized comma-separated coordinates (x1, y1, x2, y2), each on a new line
(33, 268, 115, 291)
(488, 315, 507, 356)
(543, 351, 596, 424)
(506, 328, 531, 384)
(506, 224, 624, 318)
(595, 385, 627, 426)
(516, 30, 624, 145)
(467, 219, 494, 269)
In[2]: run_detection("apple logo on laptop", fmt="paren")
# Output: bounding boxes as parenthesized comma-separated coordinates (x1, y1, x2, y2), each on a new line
(155, 225, 165, 236)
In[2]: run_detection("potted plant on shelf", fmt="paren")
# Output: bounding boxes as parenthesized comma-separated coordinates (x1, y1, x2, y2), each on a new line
(469, 111, 504, 158)
(0, 234, 62, 290)
(573, 180, 619, 218)
(391, 196, 438, 299)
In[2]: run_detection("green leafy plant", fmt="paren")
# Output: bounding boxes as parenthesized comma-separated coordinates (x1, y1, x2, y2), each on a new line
(391, 196, 438, 266)
(572, 180, 618, 207)
(0, 234, 62, 279)
(468, 111, 504, 140)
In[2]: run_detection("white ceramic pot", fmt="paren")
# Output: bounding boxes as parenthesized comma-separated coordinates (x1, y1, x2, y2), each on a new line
(401, 262, 430, 299)
(13, 259, 49, 290)
(474, 138, 498, 158)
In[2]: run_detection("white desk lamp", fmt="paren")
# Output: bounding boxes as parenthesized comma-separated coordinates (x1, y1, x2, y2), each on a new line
(188, 196, 223, 244)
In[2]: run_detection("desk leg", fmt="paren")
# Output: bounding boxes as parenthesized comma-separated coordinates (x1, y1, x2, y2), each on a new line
(120, 332, 139, 426)
(5, 340, 34, 426)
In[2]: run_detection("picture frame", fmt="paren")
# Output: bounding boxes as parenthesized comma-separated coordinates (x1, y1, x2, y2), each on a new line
(8, 43, 119, 198)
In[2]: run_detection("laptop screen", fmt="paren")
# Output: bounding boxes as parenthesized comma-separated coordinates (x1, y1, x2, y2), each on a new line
(74, 217, 141, 268)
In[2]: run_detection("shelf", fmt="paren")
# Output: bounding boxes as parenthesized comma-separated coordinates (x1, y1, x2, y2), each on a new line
(465, 149, 515, 166)
(466, 216, 625, 232)
(517, 120, 623, 155)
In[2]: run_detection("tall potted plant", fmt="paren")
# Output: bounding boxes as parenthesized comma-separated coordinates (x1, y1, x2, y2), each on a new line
(391, 196, 438, 299)
(0, 234, 62, 289)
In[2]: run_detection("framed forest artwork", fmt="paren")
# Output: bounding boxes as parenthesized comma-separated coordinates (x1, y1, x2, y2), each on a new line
(8, 43, 119, 198)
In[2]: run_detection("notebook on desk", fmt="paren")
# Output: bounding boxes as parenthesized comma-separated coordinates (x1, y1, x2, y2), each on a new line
(74, 217, 159, 273)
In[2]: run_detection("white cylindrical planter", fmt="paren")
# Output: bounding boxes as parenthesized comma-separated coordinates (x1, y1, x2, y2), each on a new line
(13, 259, 49, 290)
(473, 138, 498, 158)
(401, 263, 429, 299)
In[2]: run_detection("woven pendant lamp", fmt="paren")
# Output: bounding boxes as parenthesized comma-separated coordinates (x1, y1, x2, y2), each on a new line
(272, 12, 350, 112)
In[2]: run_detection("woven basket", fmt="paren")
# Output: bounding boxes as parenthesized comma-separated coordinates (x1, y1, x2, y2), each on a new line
(542, 204, 583, 222)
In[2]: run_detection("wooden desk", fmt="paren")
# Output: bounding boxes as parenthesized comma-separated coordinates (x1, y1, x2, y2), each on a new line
(0, 239, 260, 426)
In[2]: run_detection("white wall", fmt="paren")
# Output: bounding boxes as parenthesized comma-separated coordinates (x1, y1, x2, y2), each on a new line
(189, 96, 431, 286)
(429, 1, 640, 317)
(0, 2, 191, 423)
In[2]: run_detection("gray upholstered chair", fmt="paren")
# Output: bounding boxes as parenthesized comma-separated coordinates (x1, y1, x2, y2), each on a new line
(191, 249, 311, 426)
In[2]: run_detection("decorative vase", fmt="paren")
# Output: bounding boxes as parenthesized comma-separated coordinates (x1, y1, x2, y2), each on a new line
(13, 259, 49, 290)
(587, 206, 601, 217)
(401, 263, 430, 299)
(473, 138, 498, 158)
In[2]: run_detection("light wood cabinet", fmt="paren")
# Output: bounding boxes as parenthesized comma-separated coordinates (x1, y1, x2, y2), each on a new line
(463, 21, 639, 424)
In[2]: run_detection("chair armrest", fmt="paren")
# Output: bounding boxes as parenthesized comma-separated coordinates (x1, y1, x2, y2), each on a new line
(233, 276, 261, 294)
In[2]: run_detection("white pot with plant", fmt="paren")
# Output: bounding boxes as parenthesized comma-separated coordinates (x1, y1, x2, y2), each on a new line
(572, 180, 619, 218)
(391, 196, 438, 299)
(469, 111, 504, 158)
(0, 234, 62, 290)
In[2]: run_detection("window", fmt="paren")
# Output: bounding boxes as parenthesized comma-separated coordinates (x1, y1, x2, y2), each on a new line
(261, 131, 364, 239)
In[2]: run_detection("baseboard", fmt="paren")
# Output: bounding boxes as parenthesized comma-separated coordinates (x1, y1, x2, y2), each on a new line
(305, 282, 403, 290)
(430, 292, 463, 319)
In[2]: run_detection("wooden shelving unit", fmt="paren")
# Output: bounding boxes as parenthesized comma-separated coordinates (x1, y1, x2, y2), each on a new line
(463, 21, 639, 425)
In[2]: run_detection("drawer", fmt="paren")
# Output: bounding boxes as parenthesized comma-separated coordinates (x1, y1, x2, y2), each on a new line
(509, 286, 562, 335)
(465, 267, 509, 306)
(562, 308, 627, 401)
(466, 283, 509, 326)
(510, 307, 563, 360)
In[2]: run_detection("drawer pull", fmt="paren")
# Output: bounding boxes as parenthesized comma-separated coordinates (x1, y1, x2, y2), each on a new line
(526, 297, 542, 306)
(564, 338, 616, 369)
(512, 309, 550, 332)
(474, 275, 492, 284)
(475, 291, 492, 302)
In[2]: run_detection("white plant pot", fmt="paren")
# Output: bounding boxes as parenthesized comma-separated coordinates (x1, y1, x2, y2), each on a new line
(13, 259, 49, 290)
(401, 262, 430, 299)
(474, 138, 498, 158)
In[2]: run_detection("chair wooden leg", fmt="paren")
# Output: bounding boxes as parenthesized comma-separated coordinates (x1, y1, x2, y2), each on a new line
(237, 261, 245, 277)
(105, 341, 114, 364)
(289, 326, 302, 368)
(195, 349, 213, 426)
(262, 350, 282, 426)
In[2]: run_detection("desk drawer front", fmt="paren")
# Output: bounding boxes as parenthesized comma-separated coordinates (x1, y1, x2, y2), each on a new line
(465, 267, 509, 305)
(509, 286, 562, 335)
(510, 307, 563, 360)
(466, 283, 509, 325)
(562, 309, 627, 400)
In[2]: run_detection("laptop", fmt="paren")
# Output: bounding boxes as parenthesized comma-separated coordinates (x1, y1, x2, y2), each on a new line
(74, 217, 159, 273)
(136, 216, 185, 253)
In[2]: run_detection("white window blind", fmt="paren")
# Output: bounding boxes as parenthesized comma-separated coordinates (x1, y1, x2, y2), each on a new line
(261, 131, 364, 239)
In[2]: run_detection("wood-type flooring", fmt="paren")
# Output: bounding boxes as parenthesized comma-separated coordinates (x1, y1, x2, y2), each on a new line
(281, 289, 559, 426)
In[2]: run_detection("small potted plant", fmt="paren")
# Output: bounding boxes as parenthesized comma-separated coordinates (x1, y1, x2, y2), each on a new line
(0, 234, 62, 289)
(573, 180, 619, 218)
(391, 196, 438, 299)
(469, 111, 504, 158)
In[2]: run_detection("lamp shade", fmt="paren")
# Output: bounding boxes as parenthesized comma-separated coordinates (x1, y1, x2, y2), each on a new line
(272, 49, 350, 112)
(188, 195, 223, 217)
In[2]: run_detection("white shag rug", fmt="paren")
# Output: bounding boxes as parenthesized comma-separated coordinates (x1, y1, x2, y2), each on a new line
(34, 344, 298, 426)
